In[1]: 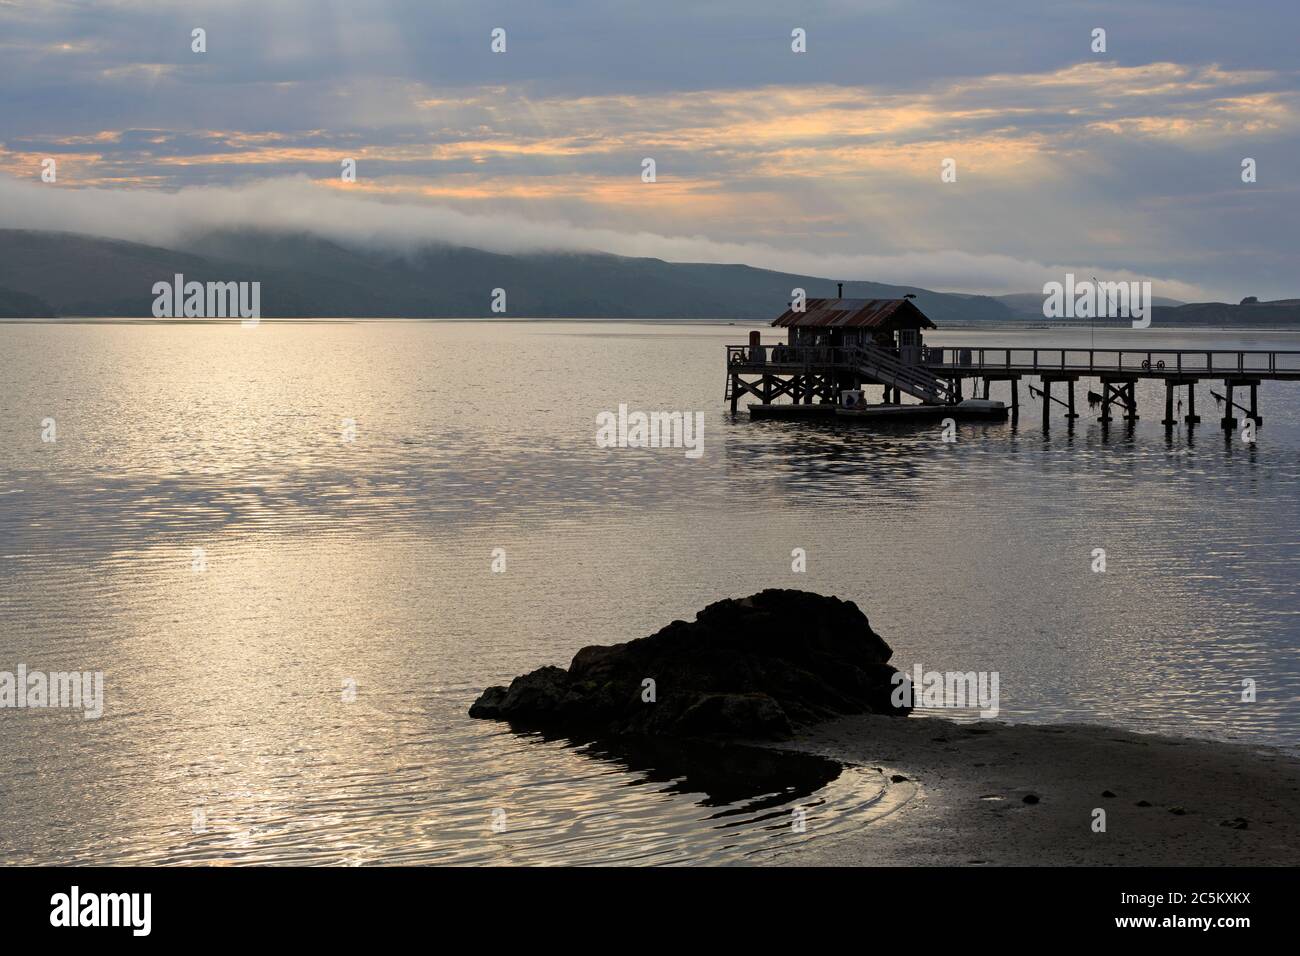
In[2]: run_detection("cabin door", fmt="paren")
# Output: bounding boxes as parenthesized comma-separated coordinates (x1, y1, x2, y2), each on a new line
(898, 329, 920, 365)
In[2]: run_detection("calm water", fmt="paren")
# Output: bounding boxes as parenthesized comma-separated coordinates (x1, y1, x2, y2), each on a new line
(1, 320, 1297, 865)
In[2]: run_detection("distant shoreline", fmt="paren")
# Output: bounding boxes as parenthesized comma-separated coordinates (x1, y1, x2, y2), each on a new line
(3, 316, 1300, 333)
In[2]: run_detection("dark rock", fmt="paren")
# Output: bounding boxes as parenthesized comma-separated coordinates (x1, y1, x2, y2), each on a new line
(1022, 793, 1040, 805)
(890, 774, 909, 783)
(675, 693, 794, 738)
(1136, 800, 1153, 807)
(468, 589, 910, 740)
(468, 666, 573, 720)
(1102, 790, 1117, 798)
(1220, 817, 1248, 830)
(467, 685, 508, 718)
(1169, 806, 1187, 816)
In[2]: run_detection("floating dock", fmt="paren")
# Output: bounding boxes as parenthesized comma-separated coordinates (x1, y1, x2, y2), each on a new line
(749, 402, 1007, 423)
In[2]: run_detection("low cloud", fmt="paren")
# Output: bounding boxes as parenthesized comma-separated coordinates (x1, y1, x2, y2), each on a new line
(0, 174, 1213, 299)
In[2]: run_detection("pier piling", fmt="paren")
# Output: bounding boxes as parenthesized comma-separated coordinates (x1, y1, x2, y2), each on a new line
(1222, 381, 1237, 430)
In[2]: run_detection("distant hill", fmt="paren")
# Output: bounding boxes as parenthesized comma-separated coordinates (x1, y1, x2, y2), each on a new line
(1150, 299, 1300, 327)
(0, 284, 54, 318)
(0, 229, 1017, 323)
(992, 291, 1186, 315)
(0, 229, 1294, 326)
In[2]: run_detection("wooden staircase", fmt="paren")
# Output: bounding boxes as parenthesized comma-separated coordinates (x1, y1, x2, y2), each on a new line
(848, 344, 956, 405)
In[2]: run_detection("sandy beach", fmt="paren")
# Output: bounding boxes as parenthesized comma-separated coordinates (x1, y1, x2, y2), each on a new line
(769, 715, 1300, 866)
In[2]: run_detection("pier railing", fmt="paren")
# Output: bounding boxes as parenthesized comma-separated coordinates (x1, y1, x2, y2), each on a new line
(921, 347, 1300, 377)
(726, 344, 853, 368)
(727, 344, 1300, 379)
(725, 343, 956, 403)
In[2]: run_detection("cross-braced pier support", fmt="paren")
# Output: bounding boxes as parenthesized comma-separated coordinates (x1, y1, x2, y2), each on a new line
(1098, 376, 1138, 425)
(728, 370, 843, 413)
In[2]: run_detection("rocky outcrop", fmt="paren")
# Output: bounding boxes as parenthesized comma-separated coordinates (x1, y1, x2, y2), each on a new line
(469, 589, 910, 740)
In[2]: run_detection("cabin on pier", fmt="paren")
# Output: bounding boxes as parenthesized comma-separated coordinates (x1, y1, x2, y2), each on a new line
(771, 289, 936, 363)
(725, 289, 961, 412)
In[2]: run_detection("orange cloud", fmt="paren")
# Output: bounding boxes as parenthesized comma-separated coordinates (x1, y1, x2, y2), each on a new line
(12, 60, 1295, 197)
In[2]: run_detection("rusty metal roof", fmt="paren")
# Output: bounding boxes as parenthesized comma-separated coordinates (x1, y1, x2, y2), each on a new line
(771, 297, 936, 329)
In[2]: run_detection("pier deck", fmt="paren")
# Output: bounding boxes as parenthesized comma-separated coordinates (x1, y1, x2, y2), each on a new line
(725, 343, 1300, 429)
(922, 346, 1300, 380)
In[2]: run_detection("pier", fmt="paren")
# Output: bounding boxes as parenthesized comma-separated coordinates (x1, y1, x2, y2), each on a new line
(725, 295, 1300, 429)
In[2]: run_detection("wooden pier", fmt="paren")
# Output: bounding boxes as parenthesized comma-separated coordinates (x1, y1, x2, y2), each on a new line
(922, 345, 1299, 428)
(726, 295, 1300, 430)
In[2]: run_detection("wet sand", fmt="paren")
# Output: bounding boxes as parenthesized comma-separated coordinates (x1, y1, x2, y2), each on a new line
(767, 715, 1300, 866)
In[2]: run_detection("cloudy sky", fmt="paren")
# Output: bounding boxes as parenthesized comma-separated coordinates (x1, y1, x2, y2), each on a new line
(1, 0, 1297, 300)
